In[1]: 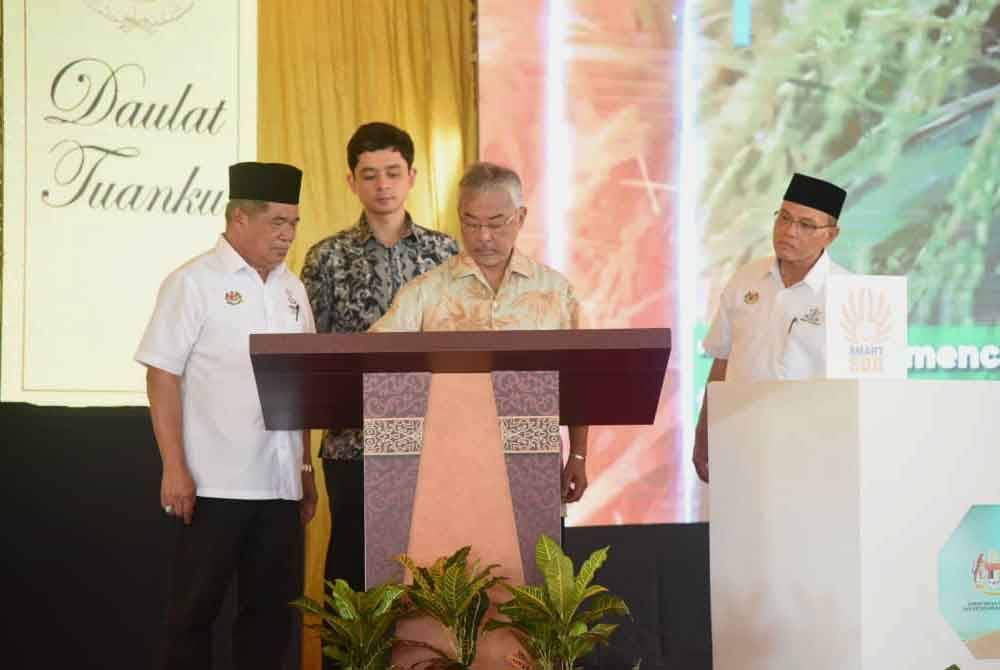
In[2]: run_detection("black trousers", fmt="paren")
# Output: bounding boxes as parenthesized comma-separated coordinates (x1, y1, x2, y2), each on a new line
(322, 459, 365, 591)
(321, 459, 364, 670)
(161, 497, 302, 670)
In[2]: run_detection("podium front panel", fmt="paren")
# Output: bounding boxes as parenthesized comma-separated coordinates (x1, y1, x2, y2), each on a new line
(361, 372, 429, 587)
(710, 380, 1000, 670)
(362, 371, 561, 589)
(364, 371, 561, 668)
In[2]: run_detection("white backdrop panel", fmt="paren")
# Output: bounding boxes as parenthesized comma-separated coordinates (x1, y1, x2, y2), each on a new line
(2, 0, 257, 405)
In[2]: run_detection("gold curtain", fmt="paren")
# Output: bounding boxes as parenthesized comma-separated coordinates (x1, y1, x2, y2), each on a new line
(258, 2, 477, 667)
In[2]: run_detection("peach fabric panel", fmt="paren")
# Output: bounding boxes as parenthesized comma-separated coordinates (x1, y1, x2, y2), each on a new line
(392, 372, 523, 668)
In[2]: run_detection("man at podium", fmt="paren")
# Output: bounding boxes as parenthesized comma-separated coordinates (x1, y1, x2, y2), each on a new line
(692, 173, 848, 483)
(370, 161, 590, 502)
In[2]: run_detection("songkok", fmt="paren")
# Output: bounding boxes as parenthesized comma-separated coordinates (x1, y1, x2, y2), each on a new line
(229, 162, 302, 205)
(783, 173, 846, 219)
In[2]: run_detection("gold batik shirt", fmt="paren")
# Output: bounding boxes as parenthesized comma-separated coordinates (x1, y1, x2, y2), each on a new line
(370, 250, 581, 332)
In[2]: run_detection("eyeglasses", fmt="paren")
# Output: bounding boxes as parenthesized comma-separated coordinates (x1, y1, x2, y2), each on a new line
(774, 210, 837, 235)
(460, 211, 518, 234)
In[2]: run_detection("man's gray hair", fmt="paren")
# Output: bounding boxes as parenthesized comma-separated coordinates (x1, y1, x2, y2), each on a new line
(225, 199, 268, 225)
(458, 162, 524, 207)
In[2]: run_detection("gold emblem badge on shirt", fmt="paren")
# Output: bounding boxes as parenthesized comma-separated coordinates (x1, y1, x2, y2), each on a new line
(743, 290, 759, 305)
(224, 290, 243, 306)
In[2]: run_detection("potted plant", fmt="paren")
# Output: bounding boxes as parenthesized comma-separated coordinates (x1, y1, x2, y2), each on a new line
(485, 534, 630, 670)
(291, 578, 410, 670)
(396, 545, 507, 669)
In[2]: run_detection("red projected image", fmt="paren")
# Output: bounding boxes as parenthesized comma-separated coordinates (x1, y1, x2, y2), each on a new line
(480, 0, 696, 525)
(481, 0, 1000, 525)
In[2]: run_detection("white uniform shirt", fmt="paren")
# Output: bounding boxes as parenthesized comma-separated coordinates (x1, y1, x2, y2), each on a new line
(703, 252, 847, 382)
(135, 236, 316, 501)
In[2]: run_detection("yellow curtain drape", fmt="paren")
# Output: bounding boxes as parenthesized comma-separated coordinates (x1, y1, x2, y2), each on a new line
(258, 2, 477, 667)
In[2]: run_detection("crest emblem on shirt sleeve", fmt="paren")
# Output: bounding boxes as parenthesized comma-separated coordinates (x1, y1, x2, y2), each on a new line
(224, 290, 243, 305)
(743, 290, 759, 305)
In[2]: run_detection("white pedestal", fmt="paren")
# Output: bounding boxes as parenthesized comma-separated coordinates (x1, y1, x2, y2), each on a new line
(709, 380, 1000, 670)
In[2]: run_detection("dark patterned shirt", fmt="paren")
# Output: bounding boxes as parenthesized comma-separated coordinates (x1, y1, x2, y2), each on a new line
(301, 212, 459, 460)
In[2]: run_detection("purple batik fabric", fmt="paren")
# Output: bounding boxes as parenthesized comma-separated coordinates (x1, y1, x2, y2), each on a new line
(492, 371, 562, 586)
(363, 373, 430, 586)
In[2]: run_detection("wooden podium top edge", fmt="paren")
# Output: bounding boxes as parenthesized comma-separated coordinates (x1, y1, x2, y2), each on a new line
(250, 328, 670, 356)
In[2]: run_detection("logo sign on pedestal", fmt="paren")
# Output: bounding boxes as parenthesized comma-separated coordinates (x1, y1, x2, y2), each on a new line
(825, 274, 908, 379)
(940, 505, 1000, 659)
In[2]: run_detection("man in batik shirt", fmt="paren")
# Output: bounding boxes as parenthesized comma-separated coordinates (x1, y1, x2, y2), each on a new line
(300, 123, 457, 601)
(371, 161, 589, 503)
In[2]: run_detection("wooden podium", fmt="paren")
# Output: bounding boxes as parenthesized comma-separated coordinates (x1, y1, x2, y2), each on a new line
(250, 328, 669, 667)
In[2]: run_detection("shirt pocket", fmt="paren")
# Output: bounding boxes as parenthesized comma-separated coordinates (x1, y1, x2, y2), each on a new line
(277, 303, 309, 332)
(783, 306, 826, 376)
(200, 302, 255, 363)
(273, 288, 308, 333)
(728, 303, 764, 353)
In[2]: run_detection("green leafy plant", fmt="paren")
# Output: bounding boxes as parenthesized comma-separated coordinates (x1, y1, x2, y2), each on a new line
(396, 546, 507, 669)
(485, 534, 630, 670)
(291, 579, 410, 670)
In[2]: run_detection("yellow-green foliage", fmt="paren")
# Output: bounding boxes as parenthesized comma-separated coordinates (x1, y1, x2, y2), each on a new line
(397, 546, 507, 669)
(291, 579, 410, 670)
(485, 534, 630, 670)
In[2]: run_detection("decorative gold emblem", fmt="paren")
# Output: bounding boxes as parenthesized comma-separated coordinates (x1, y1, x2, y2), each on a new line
(840, 288, 892, 345)
(84, 1, 195, 33)
(224, 290, 243, 306)
(743, 290, 759, 305)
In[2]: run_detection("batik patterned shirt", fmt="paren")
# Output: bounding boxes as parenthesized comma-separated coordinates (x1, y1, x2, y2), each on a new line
(301, 213, 458, 460)
(370, 250, 582, 332)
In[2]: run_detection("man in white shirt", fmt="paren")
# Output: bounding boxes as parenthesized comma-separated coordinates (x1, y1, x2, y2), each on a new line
(135, 162, 317, 670)
(693, 173, 848, 483)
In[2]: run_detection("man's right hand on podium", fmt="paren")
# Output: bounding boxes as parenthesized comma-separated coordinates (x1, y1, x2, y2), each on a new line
(562, 425, 590, 502)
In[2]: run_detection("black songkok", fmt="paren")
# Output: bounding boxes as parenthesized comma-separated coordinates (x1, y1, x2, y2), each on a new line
(229, 162, 302, 205)
(783, 173, 846, 219)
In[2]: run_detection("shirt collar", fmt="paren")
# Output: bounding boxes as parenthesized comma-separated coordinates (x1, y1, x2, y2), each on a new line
(215, 235, 251, 274)
(356, 211, 420, 245)
(507, 249, 535, 279)
(451, 249, 535, 286)
(766, 251, 831, 291)
(451, 251, 482, 279)
(214, 234, 288, 279)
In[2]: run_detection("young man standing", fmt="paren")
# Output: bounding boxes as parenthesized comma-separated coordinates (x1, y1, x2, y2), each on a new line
(300, 123, 458, 600)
